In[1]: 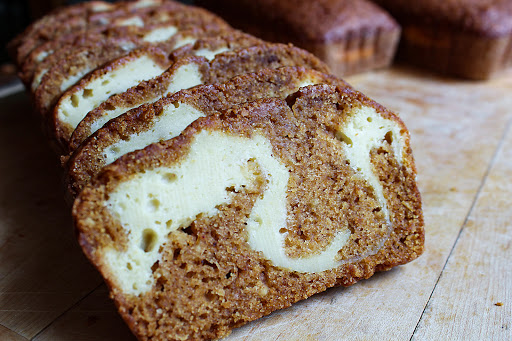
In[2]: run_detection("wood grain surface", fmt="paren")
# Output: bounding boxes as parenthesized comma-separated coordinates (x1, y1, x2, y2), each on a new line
(0, 66, 511, 340)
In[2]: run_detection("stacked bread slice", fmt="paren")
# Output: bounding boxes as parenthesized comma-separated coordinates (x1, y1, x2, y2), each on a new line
(10, 0, 425, 340)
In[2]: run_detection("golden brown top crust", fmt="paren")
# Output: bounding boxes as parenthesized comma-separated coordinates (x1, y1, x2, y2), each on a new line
(373, 0, 512, 36)
(199, 0, 399, 43)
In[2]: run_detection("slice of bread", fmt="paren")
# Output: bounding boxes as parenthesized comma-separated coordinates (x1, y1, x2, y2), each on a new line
(31, 35, 140, 102)
(67, 42, 324, 152)
(73, 82, 424, 341)
(65, 66, 336, 198)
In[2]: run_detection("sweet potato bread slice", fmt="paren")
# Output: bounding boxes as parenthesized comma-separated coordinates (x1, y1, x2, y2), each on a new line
(48, 46, 172, 151)
(73, 83, 424, 341)
(67, 42, 323, 152)
(65, 66, 334, 198)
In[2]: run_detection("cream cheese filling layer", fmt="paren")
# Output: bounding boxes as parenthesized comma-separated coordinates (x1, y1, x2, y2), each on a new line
(58, 55, 168, 130)
(31, 41, 138, 93)
(193, 47, 230, 61)
(172, 36, 197, 49)
(32, 69, 48, 92)
(105, 131, 352, 295)
(115, 16, 145, 27)
(35, 50, 51, 63)
(129, 0, 161, 9)
(103, 104, 406, 296)
(142, 26, 178, 43)
(336, 106, 404, 223)
(334, 106, 406, 260)
(102, 102, 205, 166)
(105, 131, 274, 295)
(59, 69, 93, 93)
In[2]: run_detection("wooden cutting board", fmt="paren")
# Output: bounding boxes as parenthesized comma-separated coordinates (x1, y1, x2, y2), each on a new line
(0, 66, 511, 340)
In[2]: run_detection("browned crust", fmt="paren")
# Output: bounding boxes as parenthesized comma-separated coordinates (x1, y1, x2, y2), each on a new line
(197, 0, 400, 75)
(64, 57, 333, 198)
(68, 31, 264, 152)
(73, 83, 423, 341)
(305, 26, 400, 76)
(49, 46, 172, 152)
